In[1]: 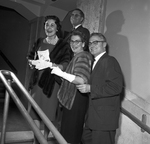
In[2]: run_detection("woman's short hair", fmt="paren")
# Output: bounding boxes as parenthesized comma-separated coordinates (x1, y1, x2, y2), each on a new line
(44, 15, 61, 31)
(70, 30, 86, 50)
(44, 15, 62, 37)
(70, 30, 86, 42)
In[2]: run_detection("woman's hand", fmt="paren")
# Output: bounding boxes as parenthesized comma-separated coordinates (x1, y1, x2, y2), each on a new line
(28, 59, 34, 69)
(34, 60, 53, 70)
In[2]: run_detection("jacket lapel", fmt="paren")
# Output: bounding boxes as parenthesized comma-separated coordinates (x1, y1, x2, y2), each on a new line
(91, 53, 108, 79)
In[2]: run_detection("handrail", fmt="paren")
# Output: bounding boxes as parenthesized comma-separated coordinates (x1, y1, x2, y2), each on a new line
(121, 107, 150, 134)
(0, 70, 68, 144)
(0, 50, 17, 74)
(0, 71, 48, 144)
(2, 70, 149, 143)
(0, 81, 11, 144)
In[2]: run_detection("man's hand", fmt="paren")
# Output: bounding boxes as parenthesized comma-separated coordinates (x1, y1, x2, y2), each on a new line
(76, 84, 91, 93)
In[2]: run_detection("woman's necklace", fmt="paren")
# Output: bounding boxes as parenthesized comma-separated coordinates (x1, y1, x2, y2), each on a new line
(45, 36, 58, 45)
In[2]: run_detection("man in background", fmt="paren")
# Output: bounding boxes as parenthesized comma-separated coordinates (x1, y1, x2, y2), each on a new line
(63, 8, 90, 51)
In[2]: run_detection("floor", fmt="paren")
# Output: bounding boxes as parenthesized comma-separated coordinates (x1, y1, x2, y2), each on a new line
(0, 130, 55, 144)
(0, 101, 31, 132)
(0, 81, 61, 144)
(0, 101, 61, 144)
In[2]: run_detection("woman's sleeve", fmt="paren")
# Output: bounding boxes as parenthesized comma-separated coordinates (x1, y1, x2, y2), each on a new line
(73, 54, 92, 84)
(27, 38, 41, 60)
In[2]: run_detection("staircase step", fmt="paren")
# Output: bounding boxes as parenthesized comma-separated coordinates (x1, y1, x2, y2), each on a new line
(0, 130, 57, 144)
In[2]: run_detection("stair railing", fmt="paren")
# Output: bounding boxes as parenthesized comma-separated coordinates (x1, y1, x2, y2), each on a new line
(121, 107, 150, 134)
(0, 70, 68, 144)
(0, 80, 11, 144)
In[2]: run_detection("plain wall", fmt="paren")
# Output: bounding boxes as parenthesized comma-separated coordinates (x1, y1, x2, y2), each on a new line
(104, 0, 150, 103)
(104, 0, 150, 143)
(0, 6, 30, 106)
(0, 6, 30, 84)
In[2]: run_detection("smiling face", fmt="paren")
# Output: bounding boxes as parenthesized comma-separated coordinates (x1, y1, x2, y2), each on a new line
(89, 35, 106, 57)
(44, 19, 57, 37)
(70, 10, 83, 27)
(70, 35, 85, 55)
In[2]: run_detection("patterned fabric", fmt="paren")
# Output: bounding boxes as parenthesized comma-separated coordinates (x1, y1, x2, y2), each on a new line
(57, 51, 93, 110)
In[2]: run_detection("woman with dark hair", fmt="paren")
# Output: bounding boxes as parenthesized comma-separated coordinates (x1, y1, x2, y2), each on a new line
(51, 30, 93, 144)
(44, 15, 62, 38)
(27, 15, 71, 144)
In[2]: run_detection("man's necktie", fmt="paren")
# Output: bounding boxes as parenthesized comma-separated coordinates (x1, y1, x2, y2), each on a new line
(92, 58, 96, 70)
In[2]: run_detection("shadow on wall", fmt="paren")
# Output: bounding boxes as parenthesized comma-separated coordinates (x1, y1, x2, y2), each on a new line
(104, 10, 131, 143)
(104, 10, 131, 90)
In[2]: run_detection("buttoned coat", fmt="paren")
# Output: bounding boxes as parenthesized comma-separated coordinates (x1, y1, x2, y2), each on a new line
(86, 53, 123, 130)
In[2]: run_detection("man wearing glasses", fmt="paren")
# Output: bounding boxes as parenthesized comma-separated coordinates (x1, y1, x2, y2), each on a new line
(77, 33, 123, 144)
(70, 8, 90, 51)
(63, 8, 90, 51)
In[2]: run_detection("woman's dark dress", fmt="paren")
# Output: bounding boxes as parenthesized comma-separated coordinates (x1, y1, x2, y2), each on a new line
(28, 37, 71, 123)
(30, 42, 59, 121)
(60, 91, 89, 143)
(58, 51, 93, 143)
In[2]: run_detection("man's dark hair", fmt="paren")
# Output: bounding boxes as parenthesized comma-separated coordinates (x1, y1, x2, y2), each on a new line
(72, 8, 85, 22)
(90, 33, 107, 42)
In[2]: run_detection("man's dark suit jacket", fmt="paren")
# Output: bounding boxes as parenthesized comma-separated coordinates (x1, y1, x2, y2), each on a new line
(86, 53, 123, 131)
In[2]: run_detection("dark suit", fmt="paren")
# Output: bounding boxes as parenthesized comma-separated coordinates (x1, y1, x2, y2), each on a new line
(82, 53, 123, 144)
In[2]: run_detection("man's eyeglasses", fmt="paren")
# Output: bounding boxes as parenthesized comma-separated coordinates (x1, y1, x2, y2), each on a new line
(89, 41, 104, 46)
(70, 40, 82, 45)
